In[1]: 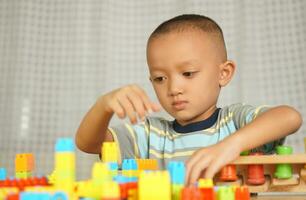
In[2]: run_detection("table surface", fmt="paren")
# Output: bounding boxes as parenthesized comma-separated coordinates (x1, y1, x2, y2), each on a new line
(251, 195, 306, 200)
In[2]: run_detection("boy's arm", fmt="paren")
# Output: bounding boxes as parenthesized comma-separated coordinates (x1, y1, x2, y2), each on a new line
(186, 105, 303, 185)
(75, 95, 114, 154)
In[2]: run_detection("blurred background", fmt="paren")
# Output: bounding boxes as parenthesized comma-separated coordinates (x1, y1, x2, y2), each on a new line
(0, 0, 305, 179)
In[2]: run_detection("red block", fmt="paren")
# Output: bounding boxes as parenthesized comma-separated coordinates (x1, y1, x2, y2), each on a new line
(181, 187, 204, 200)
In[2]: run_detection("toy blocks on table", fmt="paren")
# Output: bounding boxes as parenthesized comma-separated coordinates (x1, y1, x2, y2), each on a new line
(235, 186, 250, 200)
(136, 159, 158, 170)
(167, 161, 185, 185)
(219, 164, 238, 181)
(54, 138, 76, 194)
(198, 178, 214, 188)
(181, 187, 204, 200)
(101, 142, 119, 163)
(247, 152, 265, 185)
(122, 159, 138, 178)
(274, 146, 293, 179)
(15, 153, 35, 174)
(20, 191, 68, 200)
(217, 186, 235, 200)
(200, 187, 215, 200)
(138, 171, 171, 200)
(15, 172, 32, 179)
(55, 138, 75, 152)
(0, 168, 6, 181)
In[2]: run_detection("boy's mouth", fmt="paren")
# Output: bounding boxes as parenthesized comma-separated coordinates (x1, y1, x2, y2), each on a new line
(172, 100, 188, 110)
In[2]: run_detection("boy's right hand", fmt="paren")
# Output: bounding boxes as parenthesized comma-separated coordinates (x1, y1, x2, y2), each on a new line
(101, 84, 161, 124)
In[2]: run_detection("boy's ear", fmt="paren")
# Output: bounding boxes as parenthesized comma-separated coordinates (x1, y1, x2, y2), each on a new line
(218, 60, 236, 87)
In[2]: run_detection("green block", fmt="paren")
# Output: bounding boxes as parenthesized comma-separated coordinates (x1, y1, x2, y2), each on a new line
(274, 145, 293, 179)
(16, 171, 32, 179)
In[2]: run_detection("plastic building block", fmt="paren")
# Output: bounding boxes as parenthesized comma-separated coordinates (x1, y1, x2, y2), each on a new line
(219, 164, 238, 181)
(101, 181, 120, 200)
(136, 159, 158, 170)
(167, 161, 185, 185)
(217, 186, 234, 200)
(235, 186, 250, 200)
(16, 171, 32, 179)
(240, 150, 250, 156)
(101, 142, 119, 163)
(15, 153, 35, 173)
(171, 184, 183, 200)
(138, 171, 171, 200)
(122, 159, 138, 170)
(55, 138, 75, 152)
(200, 187, 215, 200)
(92, 162, 112, 184)
(6, 193, 19, 200)
(122, 159, 138, 178)
(0, 176, 49, 189)
(247, 152, 265, 185)
(20, 191, 68, 200)
(274, 146, 293, 179)
(0, 168, 6, 180)
(181, 187, 204, 200)
(198, 178, 213, 188)
(118, 182, 138, 199)
(54, 138, 76, 194)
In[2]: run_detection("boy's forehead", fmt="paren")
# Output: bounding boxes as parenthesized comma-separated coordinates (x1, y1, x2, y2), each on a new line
(147, 28, 226, 63)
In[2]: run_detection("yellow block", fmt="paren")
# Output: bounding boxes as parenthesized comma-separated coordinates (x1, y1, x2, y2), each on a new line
(101, 142, 119, 163)
(198, 178, 214, 188)
(15, 153, 35, 172)
(138, 171, 171, 200)
(55, 153, 75, 171)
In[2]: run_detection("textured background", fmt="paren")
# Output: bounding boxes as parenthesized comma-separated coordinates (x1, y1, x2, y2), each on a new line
(0, 0, 305, 179)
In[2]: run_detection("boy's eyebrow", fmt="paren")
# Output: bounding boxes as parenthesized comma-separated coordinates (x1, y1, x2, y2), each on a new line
(176, 60, 199, 69)
(150, 59, 200, 71)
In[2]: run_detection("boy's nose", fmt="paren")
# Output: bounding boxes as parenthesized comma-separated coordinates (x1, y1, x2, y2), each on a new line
(167, 79, 183, 96)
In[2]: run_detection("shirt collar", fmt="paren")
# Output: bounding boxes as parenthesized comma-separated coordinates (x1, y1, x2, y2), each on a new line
(173, 108, 220, 133)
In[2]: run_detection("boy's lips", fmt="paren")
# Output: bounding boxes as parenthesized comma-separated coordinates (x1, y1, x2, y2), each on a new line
(172, 100, 188, 110)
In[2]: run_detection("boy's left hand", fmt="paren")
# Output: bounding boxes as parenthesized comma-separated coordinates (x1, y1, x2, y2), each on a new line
(185, 137, 241, 186)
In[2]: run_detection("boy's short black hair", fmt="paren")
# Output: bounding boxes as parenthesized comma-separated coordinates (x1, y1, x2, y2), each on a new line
(148, 14, 227, 61)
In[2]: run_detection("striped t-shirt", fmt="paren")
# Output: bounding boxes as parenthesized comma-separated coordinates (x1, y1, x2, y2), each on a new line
(109, 103, 285, 169)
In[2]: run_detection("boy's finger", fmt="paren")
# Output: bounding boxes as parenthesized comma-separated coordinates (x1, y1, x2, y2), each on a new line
(118, 95, 137, 124)
(185, 150, 205, 184)
(188, 158, 210, 185)
(110, 99, 125, 118)
(204, 158, 224, 179)
(131, 85, 157, 113)
(126, 92, 146, 120)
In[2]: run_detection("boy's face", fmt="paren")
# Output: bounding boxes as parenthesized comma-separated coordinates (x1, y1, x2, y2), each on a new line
(147, 30, 226, 125)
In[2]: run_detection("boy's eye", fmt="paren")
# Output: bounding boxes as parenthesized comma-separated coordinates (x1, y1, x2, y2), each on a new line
(182, 71, 196, 77)
(152, 76, 166, 83)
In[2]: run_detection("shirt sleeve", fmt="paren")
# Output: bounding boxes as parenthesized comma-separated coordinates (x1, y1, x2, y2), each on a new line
(230, 103, 286, 154)
(108, 119, 150, 162)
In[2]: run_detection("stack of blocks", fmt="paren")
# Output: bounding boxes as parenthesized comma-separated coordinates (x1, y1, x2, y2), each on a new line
(15, 154, 34, 179)
(0, 138, 252, 200)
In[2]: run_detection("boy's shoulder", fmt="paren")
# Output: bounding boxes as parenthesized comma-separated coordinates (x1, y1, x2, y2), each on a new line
(145, 116, 173, 130)
(219, 103, 270, 114)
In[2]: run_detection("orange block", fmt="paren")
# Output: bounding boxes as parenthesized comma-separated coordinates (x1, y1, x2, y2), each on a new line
(15, 153, 35, 172)
(219, 164, 238, 181)
(136, 159, 158, 170)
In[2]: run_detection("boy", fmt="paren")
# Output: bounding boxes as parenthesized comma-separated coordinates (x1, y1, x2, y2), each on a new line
(75, 14, 302, 185)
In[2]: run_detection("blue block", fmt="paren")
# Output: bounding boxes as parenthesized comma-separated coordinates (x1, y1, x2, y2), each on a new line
(108, 162, 119, 170)
(55, 138, 75, 152)
(122, 159, 138, 170)
(51, 192, 68, 200)
(113, 175, 130, 183)
(0, 168, 6, 180)
(20, 192, 51, 200)
(167, 161, 185, 184)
